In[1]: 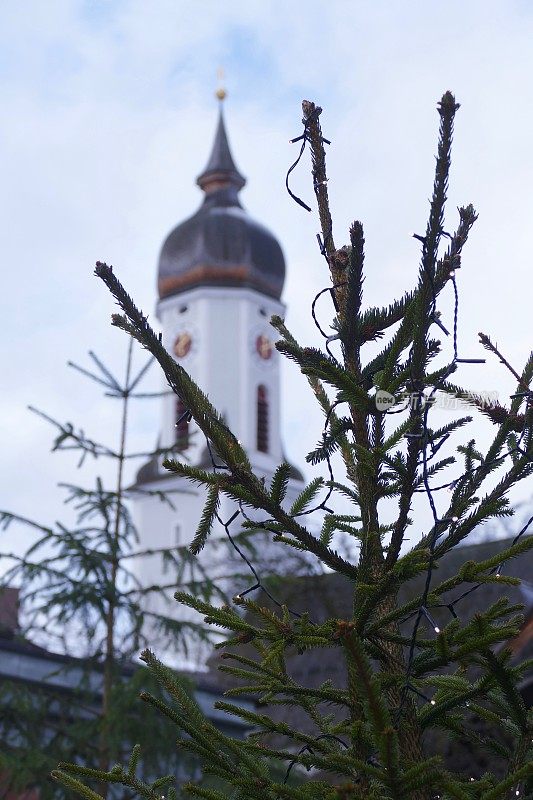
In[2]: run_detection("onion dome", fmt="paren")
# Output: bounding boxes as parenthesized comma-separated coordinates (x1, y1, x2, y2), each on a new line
(158, 105, 286, 301)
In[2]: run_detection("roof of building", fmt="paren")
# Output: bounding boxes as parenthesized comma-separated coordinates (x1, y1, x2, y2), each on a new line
(207, 534, 533, 778)
(157, 104, 286, 301)
(0, 622, 252, 735)
(134, 446, 304, 487)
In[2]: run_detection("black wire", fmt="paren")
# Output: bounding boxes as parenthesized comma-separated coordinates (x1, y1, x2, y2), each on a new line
(396, 247, 462, 722)
(438, 513, 533, 609)
(285, 107, 330, 214)
(311, 284, 345, 339)
(396, 249, 533, 723)
(285, 135, 312, 212)
(283, 734, 348, 784)
(175, 122, 533, 751)
(198, 428, 306, 619)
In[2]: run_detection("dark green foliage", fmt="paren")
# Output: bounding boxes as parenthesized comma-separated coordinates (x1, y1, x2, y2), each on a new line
(290, 478, 325, 515)
(270, 463, 292, 505)
(190, 485, 220, 555)
(339, 222, 364, 352)
(0, 346, 221, 798)
(307, 418, 353, 466)
(51, 93, 533, 800)
(0, 658, 198, 799)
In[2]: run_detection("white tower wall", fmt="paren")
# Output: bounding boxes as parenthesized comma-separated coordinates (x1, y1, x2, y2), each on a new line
(157, 285, 285, 467)
(131, 286, 307, 666)
(130, 104, 308, 667)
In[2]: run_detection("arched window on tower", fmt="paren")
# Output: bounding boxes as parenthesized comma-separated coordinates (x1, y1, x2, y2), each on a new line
(175, 396, 189, 450)
(257, 385, 269, 453)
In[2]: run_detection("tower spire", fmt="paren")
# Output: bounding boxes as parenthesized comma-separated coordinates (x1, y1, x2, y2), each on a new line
(196, 89, 246, 193)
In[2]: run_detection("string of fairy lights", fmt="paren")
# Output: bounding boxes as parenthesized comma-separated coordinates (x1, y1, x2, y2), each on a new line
(93, 93, 533, 800)
(154, 100, 533, 793)
(285, 106, 533, 790)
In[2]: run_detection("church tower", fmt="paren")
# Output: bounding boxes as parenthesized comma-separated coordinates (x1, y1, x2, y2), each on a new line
(133, 97, 304, 660)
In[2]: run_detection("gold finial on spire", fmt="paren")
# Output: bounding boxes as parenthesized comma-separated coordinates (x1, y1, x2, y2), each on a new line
(215, 67, 227, 101)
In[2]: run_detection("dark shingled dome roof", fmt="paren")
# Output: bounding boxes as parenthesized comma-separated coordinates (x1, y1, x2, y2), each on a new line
(134, 445, 304, 487)
(158, 108, 286, 301)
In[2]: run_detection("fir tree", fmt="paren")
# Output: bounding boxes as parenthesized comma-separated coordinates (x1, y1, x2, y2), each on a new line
(52, 93, 532, 799)
(0, 342, 224, 798)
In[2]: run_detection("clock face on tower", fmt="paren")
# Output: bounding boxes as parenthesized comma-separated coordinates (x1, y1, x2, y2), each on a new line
(255, 334, 273, 361)
(250, 328, 275, 367)
(173, 332, 192, 359)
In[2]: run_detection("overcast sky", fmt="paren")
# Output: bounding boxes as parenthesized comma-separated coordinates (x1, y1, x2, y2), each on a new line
(1, 0, 532, 556)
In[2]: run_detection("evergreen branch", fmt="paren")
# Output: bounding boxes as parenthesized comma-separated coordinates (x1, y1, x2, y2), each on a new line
(340, 220, 365, 353)
(220, 672, 350, 707)
(435, 379, 528, 433)
(140, 650, 267, 779)
(234, 722, 380, 784)
(53, 762, 170, 800)
(19, 93, 533, 800)
(275, 341, 369, 406)
(433, 455, 532, 555)
(126, 744, 141, 777)
(96, 265, 358, 578)
(301, 100, 336, 263)
(438, 774, 478, 800)
(182, 786, 232, 800)
(28, 405, 118, 462)
(362, 225, 471, 378)
(385, 93, 462, 569)
(307, 417, 353, 465)
(289, 477, 324, 515)
(271, 315, 358, 483)
(174, 592, 261, 634)
(480, 649, 528, 731)
(269, 463, 292, 505)
(190, 485, 220, 555)
(336, 624, 399, 781)
(51, 771, 105, 800)
(96, 262, 251, 475)
(162, 459, 225, 485)
(358, 203, 475, 345)
(482, 763, 533, 800)
(478, 332, 530, 391)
